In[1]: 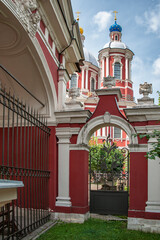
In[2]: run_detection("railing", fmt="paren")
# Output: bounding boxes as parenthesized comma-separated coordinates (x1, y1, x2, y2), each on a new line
(0, 83, 50, 239)
(0, 64, 45, 107)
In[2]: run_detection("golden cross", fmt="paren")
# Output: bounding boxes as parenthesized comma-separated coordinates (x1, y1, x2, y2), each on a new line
(113, 11, 118, 21)
(76, 11, 81, 21)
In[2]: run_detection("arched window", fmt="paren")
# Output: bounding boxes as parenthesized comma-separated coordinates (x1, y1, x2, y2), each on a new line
(91, 78, 95, 92)
(70, 73, 77, 88)
(114, 62, 121, 79)
(115, 35, 118, 40)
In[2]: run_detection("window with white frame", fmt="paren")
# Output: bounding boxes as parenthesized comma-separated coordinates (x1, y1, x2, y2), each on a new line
(91, 78, 95, 92)
(70, 73, 78, 88)
(114, 62, 121, 79)
(115, 35, 118, 40)
(114, 127, 121, 138)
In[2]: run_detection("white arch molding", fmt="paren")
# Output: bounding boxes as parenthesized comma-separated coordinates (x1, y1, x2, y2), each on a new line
(77, 112, 138, 145)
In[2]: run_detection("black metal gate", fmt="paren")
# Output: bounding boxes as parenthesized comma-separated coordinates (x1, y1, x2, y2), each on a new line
(89, 135, 129, 216)
(0, 69, 51, 239)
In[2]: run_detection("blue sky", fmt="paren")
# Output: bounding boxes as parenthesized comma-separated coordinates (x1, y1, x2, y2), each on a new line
(71, 0, 160, 104)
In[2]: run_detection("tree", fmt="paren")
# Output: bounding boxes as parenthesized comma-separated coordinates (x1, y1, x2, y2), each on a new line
(139, 130, 160, 160)
(89, 136, 125, 174)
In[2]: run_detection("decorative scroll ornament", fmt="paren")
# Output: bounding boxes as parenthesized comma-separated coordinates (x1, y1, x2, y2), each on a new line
(139, 82, 152, 99)
(68, 88, 80, 100)
(103, 76, 116, 88)
(15, 0, 41, 37)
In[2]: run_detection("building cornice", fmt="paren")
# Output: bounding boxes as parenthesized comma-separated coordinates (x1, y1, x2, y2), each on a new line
(124, 106, 160, 122)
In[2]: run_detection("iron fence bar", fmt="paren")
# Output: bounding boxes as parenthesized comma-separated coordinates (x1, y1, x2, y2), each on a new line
(0, 84, 51, 239)
(0, 64, 45, 107)
(7, 91, 10, 168)
(2, 89, 6, 167)
(0, 90, 50, 134)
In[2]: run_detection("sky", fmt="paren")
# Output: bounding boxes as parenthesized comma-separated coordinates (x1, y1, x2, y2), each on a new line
(71, 0, 160, 104)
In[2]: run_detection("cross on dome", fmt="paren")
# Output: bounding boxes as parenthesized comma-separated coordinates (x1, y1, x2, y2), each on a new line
(113, 10, 118, 21)
(75, 11, 81, 21)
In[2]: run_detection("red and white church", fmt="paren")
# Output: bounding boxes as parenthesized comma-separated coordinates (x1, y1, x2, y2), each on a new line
(0, 0, 160, 237)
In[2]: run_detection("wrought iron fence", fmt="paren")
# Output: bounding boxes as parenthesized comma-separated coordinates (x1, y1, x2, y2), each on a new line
(0, 83, 50, 239)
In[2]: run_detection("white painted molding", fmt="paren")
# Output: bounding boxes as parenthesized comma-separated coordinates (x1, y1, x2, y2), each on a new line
(70, 144, 90, 151)
(128, 144, 148, 152)
(77, 113, 138, 145)
(95, 88, 122, 101)
(134, 125, 160, 134)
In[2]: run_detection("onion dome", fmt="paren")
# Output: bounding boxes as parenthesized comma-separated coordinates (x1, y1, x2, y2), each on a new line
(109, 21, 122, 32)
(83, 47, 98, 67)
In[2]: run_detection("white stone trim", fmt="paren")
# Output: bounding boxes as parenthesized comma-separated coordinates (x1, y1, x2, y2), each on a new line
(85, 68, 88, 89)
(56, 128, 77, 208)
(52, 212, 90, 223)
(128, 144, 148, 152)
(82, 68, 84, 89)
(106, 55, 109, 76)
(128, 217, 160, 233)
(77, 113, 138, 145)
(70, 144, 90, 151)
(134, 125, 160, 134)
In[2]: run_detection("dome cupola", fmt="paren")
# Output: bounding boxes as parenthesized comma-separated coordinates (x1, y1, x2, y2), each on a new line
(109, 11, 122, 42)
(109, 21, 122, 33)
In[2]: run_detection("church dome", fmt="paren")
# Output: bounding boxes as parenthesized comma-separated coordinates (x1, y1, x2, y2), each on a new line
(109, 21, 122, 32)
(83, 47, 98, 67)
(103, 41, 129, 50)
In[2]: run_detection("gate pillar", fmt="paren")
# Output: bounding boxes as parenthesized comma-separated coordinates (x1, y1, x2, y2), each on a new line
(145, 137, 160, 212)
(55, 128, 72, 208)
(125, 105, 160, 232)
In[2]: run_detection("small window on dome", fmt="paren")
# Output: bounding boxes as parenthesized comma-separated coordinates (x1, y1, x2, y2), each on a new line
(115, 35, 118, 40)
(70, 73, 78, 88)
(114, 62, 121, 79)
(91, 78, 95, 92)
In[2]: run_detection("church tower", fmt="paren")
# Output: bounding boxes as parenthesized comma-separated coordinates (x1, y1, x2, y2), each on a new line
(98, 12, 135, 108)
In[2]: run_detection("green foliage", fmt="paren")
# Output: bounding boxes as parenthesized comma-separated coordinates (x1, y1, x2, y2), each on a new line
(139, 130, 160, 160)
(37, 218, 160, 240)
(89, 137, 124, 173)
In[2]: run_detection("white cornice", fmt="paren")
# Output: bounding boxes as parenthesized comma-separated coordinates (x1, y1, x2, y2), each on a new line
(95, 88, 122, 101)
(55, 110, 92, 124)
(128, 144, 148, 152)
(70, 144, 90, 151)
(134, 125, 160, 134)
(124, 106, 160, 122)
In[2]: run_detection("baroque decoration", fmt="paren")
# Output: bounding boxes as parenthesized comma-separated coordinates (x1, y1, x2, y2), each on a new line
(15, 0, 41, 37)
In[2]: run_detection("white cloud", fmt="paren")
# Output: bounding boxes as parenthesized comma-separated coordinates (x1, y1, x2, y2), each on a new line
(135, 4, 160, 35)
(152, 57, 160, 75)
(93, 11, 112, 32)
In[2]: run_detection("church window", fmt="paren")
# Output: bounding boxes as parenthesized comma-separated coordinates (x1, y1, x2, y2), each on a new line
(114, 127, 121, 138)
(114, 62, 121, 79)
(91, 78, 95, 92)
(115, 35, 118, 40)
(70, 73, 77, 88)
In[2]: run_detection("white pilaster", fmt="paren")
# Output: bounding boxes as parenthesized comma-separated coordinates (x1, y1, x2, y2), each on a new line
(125, 57, 128, 80)
(85, 67, 88, 89)
(106, 55, 109, 77)
(129, 60, 131, 80)
(102, 57, 105, 79)
(58, 69, 69, 110)
(55, 128, 72, 207)
(146, 137, 160, 212)
(82, 68, 84, 89)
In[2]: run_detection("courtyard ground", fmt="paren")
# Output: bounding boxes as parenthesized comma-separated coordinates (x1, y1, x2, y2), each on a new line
(37, 217, 160, 240)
